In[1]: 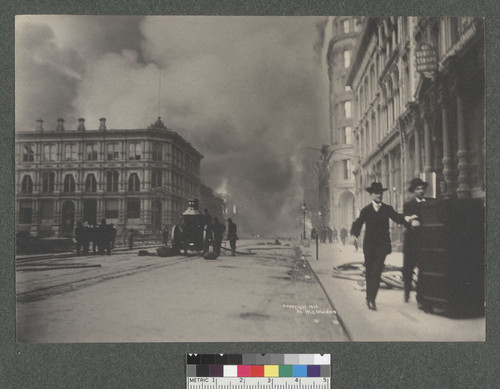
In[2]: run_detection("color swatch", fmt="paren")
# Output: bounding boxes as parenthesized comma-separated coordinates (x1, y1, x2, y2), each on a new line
(186, 354, 330, 378)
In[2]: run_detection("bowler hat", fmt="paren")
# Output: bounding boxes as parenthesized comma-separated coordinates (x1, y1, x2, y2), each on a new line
(408, 178, 428, 193)
(365, 182, 387, 194)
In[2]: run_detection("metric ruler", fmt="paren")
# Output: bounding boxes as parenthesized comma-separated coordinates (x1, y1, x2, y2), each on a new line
(186, 377, 330, 389)
(186, 354, 331, 389)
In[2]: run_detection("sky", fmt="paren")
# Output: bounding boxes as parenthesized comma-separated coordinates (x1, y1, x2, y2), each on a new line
(15, 15, 331, 236)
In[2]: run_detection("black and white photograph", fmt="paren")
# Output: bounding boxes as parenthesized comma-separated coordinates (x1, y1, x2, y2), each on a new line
(15, 16, 485, 343)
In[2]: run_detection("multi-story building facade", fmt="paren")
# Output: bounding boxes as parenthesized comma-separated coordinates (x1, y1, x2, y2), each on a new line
(346, 17, 485, 249)
(326, 16, 362, 232)
(15, 116, 223, 241)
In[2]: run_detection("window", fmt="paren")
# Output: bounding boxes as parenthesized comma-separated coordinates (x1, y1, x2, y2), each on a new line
(342, 159, 352, 180)
(107, 143, 120, 160)
(106, 171, 119, 192)
(152, 143, 163, 161)
(43, 144, 57, 161)
(21, 175, 33, 193)
(42, 172, 55, 193)
(63, 174, 75, 192)
(23, 144, 35, 162)
(105, 199, 119, 219)
(343, 19, 350, 33)
(344, 101, 351, 118)
(64, 143, 77, 161)
(151, 170, 162, 188)
(128, 142, 142, 160)
(128, 173, 140, 192)
(345, 85, 351, 91)
(19, 200, 32, 224)
(127, 199, 141, 219)
(344, 127, 352, 144)
(344, 50, 351, 68)
(86, 143, 98, 161)
(85, 174, 97, 192)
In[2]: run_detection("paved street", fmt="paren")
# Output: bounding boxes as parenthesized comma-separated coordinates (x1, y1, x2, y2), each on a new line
(303, 240, 485, 341)
(16, 239, 348, 342)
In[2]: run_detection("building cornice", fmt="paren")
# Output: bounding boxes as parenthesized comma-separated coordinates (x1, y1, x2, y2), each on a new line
(346, 17, 378, 87)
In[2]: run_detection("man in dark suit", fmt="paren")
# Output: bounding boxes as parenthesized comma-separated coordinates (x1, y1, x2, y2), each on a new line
(351, 182, 415, 310)
(403, 177, 434, 303)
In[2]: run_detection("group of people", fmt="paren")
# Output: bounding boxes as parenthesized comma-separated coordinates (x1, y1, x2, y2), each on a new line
(203, 209, 238, 256)
(350, 178, 431, 311)
(74, 219, 117, 256)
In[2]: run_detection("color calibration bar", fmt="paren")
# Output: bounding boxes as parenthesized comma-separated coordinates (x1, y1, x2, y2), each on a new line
(186, 354, 330, 389)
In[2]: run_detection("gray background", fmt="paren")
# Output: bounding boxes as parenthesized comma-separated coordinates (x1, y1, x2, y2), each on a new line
(1, 1, 499, 388)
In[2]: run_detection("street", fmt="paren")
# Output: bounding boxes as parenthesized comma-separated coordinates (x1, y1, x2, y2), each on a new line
(16, 239, 348, 342)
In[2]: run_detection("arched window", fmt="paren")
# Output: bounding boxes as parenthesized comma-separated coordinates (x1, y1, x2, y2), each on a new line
(21, 175, 33, 193)
(128, 173, 140, 192)
(63, 174, 76, 192)
(85, 174, 97, 192)
(106, 171, 119, 192)
(42, 172, 55, 193)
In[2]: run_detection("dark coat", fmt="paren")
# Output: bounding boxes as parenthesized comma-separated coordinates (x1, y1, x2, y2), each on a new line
(403, 197, 434, 254)
(213, 222, 226, 241)
(227, 222, 237, 241)
(351, 202, 408, 256)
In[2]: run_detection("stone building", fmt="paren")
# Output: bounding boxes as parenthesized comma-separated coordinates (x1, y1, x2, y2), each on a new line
(346, 17, 484, 248)
(326, 16, 362, 232)
(15, 116, 223, 240)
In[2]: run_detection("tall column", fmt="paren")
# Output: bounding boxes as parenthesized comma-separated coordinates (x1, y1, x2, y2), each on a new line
(421, 100, 433, 173)
(414, 127, 421, 177)
(440, 86, 455, 199)
(456, 90, 471, 199)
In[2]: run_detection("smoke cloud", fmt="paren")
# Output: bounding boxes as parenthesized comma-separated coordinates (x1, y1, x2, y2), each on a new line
(16, 16, 330, 236)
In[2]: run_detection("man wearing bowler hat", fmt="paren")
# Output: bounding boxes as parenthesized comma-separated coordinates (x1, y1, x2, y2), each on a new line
(351, 182, 416, 310)
(403, 177, 434, 303)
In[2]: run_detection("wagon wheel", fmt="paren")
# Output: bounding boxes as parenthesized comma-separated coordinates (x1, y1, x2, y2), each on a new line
(171, 224, 183, 254)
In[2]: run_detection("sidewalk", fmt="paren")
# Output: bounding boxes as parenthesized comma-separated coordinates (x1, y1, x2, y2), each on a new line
(301, 241, 485, 341)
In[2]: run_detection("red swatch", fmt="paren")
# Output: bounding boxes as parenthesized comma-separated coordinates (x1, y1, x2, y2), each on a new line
(251, 365, 264, 377)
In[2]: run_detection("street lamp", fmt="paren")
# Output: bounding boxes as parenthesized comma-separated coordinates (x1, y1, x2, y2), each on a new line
(301, 203, 307, 240)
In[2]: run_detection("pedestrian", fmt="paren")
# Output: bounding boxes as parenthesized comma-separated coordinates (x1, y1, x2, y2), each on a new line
(74, 221, 85, 255)
(98, 219, 112, 255)
(82, 221, 90, 255)
(403, 178, 434, 304)
(162, 225, 169, 245)
(350, 182, 415, 311)
(327, 226, 333, 243)
(212, 217, 226, 256)
(227, 218, 238, 256)
(90, 224, 98, 254)
(204, 208, 213, 254)
(332, 226, 338, 243)
(110, 223, 117, 249)
(340, 227, 348, 245)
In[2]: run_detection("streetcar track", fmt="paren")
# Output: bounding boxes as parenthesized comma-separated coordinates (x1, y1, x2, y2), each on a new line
(17, 256, 193, 303)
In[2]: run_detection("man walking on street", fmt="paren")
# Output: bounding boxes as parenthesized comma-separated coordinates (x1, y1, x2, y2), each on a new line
(227, 218, 238, 256)
(403, 178, 434, 304)
(212, 217, 226, 256)
(204, 208, 213, 254)
(350, 182, 415, 311)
